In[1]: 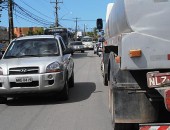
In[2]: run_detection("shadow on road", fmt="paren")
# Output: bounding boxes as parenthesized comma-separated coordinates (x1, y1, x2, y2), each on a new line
(71, 52, 88, 59)
(6, 82, 96, 106)
(68, 82, 96, 103)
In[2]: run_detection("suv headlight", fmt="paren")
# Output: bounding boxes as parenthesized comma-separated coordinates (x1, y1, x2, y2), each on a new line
(46, 62, 63, 73)
(0, 67, 3, 75)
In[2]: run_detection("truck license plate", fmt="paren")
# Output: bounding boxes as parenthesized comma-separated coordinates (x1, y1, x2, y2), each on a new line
(147, 72, 170, 88)
(16, 77, 32, 83)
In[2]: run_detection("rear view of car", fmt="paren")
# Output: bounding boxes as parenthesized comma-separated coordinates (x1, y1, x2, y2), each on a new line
(82, 36, 94, 50)
(68, 41, 85, 53)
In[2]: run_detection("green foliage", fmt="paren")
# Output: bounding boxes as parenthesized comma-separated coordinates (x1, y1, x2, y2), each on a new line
(27, 30, 34, 36)
(27, 28, 44, 35)
(85, 27, 98, 41)
(34, 28, 44, 35)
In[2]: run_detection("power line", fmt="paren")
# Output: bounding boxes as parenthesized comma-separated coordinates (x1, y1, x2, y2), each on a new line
(19, 0, 54, 20)
(13, 1, 53, 26)
(61, 18, 105, 22)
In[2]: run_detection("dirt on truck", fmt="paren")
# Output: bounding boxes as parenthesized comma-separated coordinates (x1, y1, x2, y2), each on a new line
(97, 0, 170, 129)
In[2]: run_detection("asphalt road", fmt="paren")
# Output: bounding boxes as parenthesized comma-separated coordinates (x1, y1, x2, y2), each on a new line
(0, 51, 113, 130)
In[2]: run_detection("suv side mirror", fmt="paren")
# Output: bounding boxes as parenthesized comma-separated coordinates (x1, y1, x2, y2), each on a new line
(63, 48, 73, 55)
(96, 18, 103, 30)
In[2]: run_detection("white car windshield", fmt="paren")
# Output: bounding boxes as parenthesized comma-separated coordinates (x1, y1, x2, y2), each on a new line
(82, 38, 92, 42)
(4, 38, 60, 59)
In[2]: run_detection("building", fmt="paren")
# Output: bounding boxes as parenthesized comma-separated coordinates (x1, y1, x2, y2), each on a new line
(14, 27, 44, 37)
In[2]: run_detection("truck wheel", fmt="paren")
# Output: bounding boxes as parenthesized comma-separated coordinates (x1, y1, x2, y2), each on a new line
(110, 89, 115, 121)
(0, 97, 7, 104)
(60, 80, 69, 100)
(68, 72, 74, 88)
(103, 73, 108, 86)
(81, 50, 84, 53)
(108, 87, 112, 113)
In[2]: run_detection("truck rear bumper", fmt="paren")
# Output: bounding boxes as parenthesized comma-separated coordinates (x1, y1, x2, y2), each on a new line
(140, 123, 170, 130)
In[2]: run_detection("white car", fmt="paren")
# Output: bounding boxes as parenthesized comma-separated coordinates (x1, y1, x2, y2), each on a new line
(82, 36, 94, 50)
(68, 41, 85, 53)
(0, 35, 74, 103)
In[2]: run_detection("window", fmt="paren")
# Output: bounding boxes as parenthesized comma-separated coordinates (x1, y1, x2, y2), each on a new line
(70, 42, 83, 45)
(59, 37, 66, 52)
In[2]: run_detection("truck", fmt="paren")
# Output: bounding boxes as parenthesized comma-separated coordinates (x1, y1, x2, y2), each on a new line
(76, 31, 83, 39)
(97, 0, 170, 129)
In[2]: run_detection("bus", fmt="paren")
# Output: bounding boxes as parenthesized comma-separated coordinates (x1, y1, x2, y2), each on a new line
(44, 27, 74, 46)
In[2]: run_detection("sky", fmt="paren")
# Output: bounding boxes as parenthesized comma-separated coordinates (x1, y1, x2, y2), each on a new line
(0, 0, 113, 31)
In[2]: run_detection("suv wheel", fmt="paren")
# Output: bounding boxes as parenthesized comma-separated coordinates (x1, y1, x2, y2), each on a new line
(68, 72, 74, 88)
(60, 80, 69, 100)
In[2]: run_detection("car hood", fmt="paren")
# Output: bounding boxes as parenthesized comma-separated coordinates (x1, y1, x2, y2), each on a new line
(0, 56, 62, 75)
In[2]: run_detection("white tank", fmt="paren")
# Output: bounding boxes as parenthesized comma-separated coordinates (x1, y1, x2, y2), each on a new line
(106, 0, 170, 41)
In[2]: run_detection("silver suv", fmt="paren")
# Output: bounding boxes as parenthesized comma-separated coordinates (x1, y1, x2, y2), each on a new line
(0, 35, 74, 102)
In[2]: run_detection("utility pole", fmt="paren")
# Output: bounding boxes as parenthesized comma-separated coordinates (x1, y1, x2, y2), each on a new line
(84, 24, 86, 36)
(51, 0, 63, 27)
(0, 0, 3, 23)
(8, 0, 14, 41)
(73, 17, 80, 40)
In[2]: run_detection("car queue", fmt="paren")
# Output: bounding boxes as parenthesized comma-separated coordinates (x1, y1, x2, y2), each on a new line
(0, 34, 104, 103)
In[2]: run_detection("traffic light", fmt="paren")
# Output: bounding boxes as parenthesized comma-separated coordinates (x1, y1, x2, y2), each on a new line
(96, 18, 103, 30)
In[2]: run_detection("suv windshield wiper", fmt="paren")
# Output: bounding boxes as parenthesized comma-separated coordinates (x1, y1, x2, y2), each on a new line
(18, 54, 38, 58)
(36, 54, 59, 57)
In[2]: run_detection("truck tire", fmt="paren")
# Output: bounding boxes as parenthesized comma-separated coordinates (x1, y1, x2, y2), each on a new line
(103, 73, 108, 86)
(108, 87, 112, 112)
(109, 69, 115, 121)
(0, 97, 7, 104)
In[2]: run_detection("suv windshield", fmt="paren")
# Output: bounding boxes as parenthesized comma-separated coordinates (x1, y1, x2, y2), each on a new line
(3, 38, 60, 59)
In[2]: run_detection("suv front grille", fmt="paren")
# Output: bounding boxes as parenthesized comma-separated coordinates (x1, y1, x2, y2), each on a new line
(9, 67, 39, 75)
(10, 81, 39, 88)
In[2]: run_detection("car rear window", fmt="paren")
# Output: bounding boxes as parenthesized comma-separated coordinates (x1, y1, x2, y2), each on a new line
(70, 42, 83, 45)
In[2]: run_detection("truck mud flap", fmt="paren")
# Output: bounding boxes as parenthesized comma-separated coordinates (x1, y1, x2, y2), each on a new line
(113, 88, 159, 123)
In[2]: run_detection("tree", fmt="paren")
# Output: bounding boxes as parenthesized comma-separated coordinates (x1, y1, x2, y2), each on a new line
(27, 30, 34, 36)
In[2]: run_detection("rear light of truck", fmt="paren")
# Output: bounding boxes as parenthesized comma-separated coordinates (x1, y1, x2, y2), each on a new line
(129, 49, 142, 57)
(104, 41, 107, 46)
(167, 54, 170, 60)
(115, 56, 121, 63)
(165, 89, 170, 112)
